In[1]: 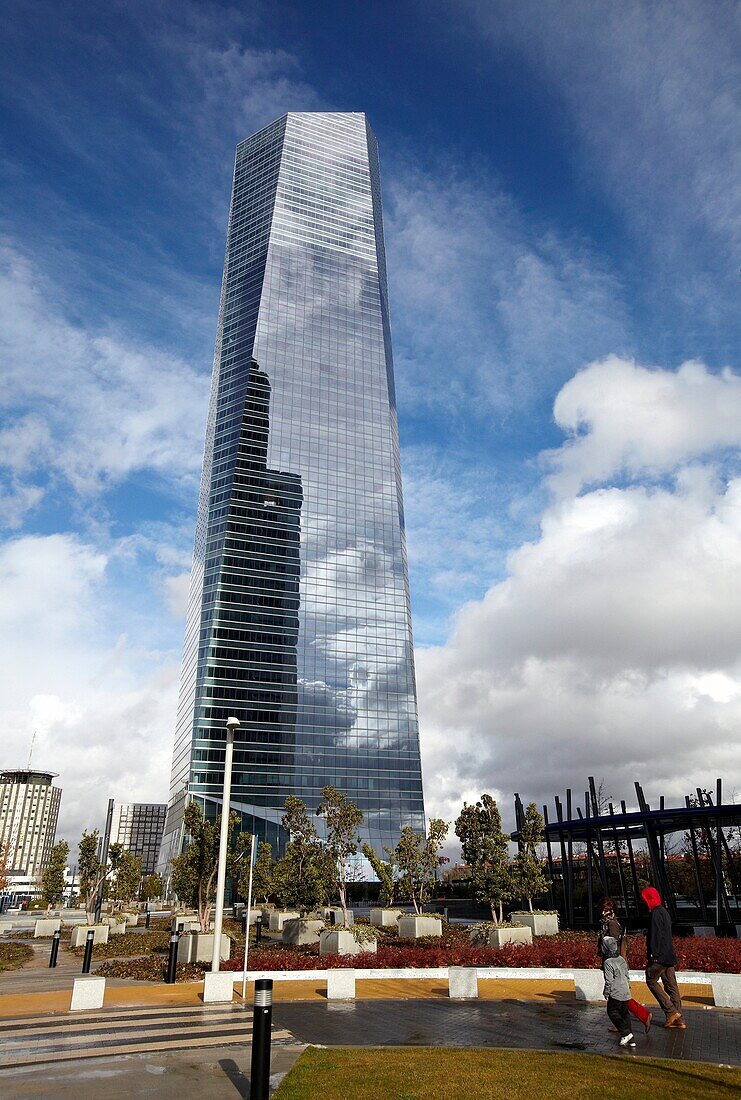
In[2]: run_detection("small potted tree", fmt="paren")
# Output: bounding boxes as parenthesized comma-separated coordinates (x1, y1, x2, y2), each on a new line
(509, 804, 558, 935)
(364, 843, 405, 927)
(455, 795, 532, 948)
(395, 819, 448, 940)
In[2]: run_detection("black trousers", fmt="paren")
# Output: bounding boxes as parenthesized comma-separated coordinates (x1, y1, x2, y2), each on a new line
(607, 997, 632, 1038)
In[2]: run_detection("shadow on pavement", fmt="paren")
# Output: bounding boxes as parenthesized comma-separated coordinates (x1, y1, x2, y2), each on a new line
(218, 1057, 250, 1098)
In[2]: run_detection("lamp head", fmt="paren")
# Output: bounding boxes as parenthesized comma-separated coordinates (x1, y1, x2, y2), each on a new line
(226, 716, 241, 732)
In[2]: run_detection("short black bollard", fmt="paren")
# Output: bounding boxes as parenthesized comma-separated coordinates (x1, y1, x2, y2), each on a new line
(241, 911, 248, 936)
(145, 910, 151, 929)
(81, 928, 95, 974)
(48, 929, 61, 968)
(255, 915, 262, 946)
(249, 978, 273, 1100)
(165, 931, 180, 984)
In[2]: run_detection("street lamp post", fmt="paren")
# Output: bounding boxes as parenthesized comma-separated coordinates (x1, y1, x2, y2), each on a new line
(211, 716, 240, 973)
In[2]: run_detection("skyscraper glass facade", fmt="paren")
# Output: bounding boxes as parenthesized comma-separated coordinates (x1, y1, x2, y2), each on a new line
(160, 112, 425, 869)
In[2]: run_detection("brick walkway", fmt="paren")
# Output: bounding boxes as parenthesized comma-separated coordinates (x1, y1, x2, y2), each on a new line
(273, 998, 741, 1067)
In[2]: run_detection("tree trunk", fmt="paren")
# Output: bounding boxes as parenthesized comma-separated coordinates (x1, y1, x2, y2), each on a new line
(338, 882, 348, 928)
(528, 896, 533, 913)
(498, 900, 503, 925)
(490, 901, 497, 924)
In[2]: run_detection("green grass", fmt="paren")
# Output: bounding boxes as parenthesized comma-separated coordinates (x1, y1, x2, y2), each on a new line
(273, 1048, 740, 1100)
(0, 942, 34, 972)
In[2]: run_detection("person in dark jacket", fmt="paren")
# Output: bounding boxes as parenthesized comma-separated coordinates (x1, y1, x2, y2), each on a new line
(641, 886, 684, 1028)
(601, 936, 636, 1046)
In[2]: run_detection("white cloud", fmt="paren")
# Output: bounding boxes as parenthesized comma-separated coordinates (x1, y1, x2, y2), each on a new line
(1, 533, 179, 844)
(547, 357, 741, 495)
(0, 244, 210, 509)
(416, 359, 741, 823)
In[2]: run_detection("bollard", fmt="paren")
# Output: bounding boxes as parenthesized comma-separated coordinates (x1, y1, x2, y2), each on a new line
(49, 929, 61, 968)
(165, 931, 180, 984)
(255, 915, 262, 946)
(242, 911, 248, 936)
(81, 928, 95, 974)
(145, 909, 151, 929)
(249, 978, 273, 1100)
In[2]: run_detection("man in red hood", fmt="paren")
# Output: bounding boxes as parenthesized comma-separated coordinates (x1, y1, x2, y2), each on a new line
(641, 886, 684, 1028)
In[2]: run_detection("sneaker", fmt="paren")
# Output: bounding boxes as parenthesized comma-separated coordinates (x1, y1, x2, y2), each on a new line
(620, 1033, 636, 1047)
(644, 1011, 652, 1033)
(608, 1025, 618, 1032)
(670, 1017, 686, 1029)
(664, 1011, 682, 1028)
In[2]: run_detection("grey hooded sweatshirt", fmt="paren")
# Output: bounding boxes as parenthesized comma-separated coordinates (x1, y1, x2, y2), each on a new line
(601, 935, 631, 1001)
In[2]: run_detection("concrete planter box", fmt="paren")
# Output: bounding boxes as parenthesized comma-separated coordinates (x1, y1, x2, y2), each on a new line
(320, 929, 377, 956)
(487, 925, 533, 948)
(71, 924, 110, 947)
(510, 911, 559, 936)
(268, 911, 300, 932)
(107, 921, 127, 936)
(177, 932, 231, 965)
(398, 915, 443, 941)
(172, 916, 203, 933)
(370, 908, 403, 927)
(124, 913, 139, 927)
(34, 918, 61, 938)
(324, 906, 353, 927)
(282, 918, 324, 946)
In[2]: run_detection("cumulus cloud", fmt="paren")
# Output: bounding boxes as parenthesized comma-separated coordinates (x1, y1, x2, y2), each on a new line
(548, 357, 741, 495)
(1, 533, 179, 843)
(416, 359, 741, 825)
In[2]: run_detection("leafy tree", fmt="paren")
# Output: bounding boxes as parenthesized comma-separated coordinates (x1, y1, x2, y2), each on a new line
(395, 819, 449, 914)
(169, 801, 246, 931)
(455, 794, 512, 924)
(0, 841, 9, 895)
(140, 873, 164, 903)
(273, 796, 333, 915)
(78, 831, 124, 924)
(241, 841, 273, 905)
(41, 840, 69, 908)
(316, 786, 364, 926)
(112, 850, 143, 906)
(511, 802, 549, 912)
(362, 842, 397, 907)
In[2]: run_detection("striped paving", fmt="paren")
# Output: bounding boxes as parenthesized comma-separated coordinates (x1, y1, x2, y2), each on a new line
(0, 1003, 298, 1070)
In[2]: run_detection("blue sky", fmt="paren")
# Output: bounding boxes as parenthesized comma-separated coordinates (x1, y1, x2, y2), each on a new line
(1, 0, 739, 840)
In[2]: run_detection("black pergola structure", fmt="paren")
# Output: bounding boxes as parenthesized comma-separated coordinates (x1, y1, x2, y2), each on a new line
(512, 777, 741, 931)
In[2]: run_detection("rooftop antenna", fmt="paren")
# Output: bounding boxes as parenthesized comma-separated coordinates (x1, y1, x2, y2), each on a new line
(27, 730, 36, 770)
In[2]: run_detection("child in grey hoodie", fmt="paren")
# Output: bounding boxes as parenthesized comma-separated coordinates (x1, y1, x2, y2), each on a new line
(602, 935, 636, 1047)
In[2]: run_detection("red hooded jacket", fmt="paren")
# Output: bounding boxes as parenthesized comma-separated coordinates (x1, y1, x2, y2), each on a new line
(641, 886, 662, 911)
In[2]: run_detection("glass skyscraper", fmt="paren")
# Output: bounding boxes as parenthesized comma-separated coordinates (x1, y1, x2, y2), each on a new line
(159, 112, 425, 871)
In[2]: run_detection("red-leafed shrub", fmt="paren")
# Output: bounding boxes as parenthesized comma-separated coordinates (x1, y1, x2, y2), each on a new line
(222, 932, 741, 974)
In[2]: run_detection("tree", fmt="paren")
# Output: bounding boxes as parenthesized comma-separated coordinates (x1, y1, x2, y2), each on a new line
(0, 841, 9, 895)
(78, 831, 124, 924)
(141, 873, 164, 903)
(316, 786, 364, 926)
(362, 842, 398, 906)
(41, 840, 69, 909)
(395, 819, 449, 914)
(511, 803, 549, 912)
(454, 794, 512, 924)
(112, 850, 143, 906)
(273, 796, 333, 915)
(241, 841, 273, 905)
(169, 801, 246, 931)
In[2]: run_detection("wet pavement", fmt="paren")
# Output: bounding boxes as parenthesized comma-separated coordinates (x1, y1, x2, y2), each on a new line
(274, 997, 741, 1066)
